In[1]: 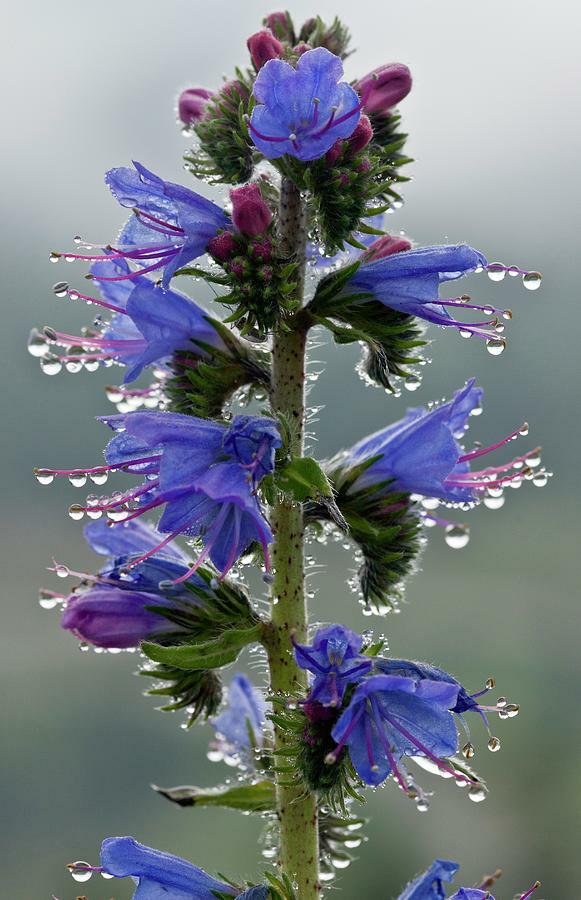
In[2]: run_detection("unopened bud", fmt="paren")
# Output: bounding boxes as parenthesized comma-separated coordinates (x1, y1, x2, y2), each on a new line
(356, 63, 412, 116)
(247, 29, 283, 70)
(264, 11, 295, 42)
(346, 114, 374, 156)
(364, 234, 412, 261)
(208, 231, 237, 263)
(177, 87, 213, 126)
(231, 184, 272, 238)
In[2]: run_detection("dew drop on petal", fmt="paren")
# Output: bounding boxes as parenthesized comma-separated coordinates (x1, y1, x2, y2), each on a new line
(404, 374, 421, 391)
(69, 863, 93, 883)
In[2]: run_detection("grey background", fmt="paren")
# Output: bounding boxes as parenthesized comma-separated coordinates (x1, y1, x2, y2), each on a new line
(2, 1, 580, 897)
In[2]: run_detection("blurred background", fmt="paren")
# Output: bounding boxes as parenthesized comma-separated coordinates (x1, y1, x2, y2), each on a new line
(3, 1, 580, 897)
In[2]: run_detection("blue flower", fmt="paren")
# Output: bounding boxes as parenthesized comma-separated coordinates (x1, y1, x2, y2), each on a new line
(293, 624, 372, 706)
(328, 673, 460, 788)
(339, 378, 541, 505)
(397, 859, 459, 899)
(44, 259, 225, 383)
(396, 860, 540, 900)
(99, 836, 267, 898)
(56, 161, 229, 288)
(342, 244, 522, 344)
(249, 47, 361, 161)
(95, 411, 280, 579)
(211, 673, 268, 759)
(59, 520, 207, 648)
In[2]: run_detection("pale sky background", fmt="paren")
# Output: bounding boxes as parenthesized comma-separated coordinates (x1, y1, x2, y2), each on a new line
(2, 1, 580, 897)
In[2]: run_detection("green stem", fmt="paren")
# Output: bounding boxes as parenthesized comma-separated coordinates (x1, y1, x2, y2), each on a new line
(266, 178, 320, 898)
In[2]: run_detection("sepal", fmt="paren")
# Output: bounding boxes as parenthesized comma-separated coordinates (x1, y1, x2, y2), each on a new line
(308, 267, 425, 390)
(142, 623, 262, 671)
(187, 74, 255, 184)
(166, 318, 271, 417)
(305, 460, 422, 613)
(300, 16, 352, 59)
(142, 666, 222, 726)
(153, 778, 275, 812)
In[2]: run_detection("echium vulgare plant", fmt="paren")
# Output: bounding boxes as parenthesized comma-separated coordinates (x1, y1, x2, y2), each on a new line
(31, 10, 549, 899)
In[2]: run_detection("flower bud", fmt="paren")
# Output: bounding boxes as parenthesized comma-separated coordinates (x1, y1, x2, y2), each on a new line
(264, 11, 294, 41)
(177, 87, 214, 126)
(346, 114, 374, 155)
(230, 184, 272, 238)
(363, 234, 413, 261)
(293, 42, 311, 56)
(356, 63, 412, 116)
(208, 231, 237, 262)
(247, 29, 283, 70)
(61, 587, 171, 649)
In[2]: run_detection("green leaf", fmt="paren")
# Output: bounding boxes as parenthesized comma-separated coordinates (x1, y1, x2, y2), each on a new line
(142, 625, 261, 671)
(277, 456, 333, 502)
(153, 779, 275, 813)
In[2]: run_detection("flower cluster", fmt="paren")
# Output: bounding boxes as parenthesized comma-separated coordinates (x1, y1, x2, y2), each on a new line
(396, 859, 540, 900)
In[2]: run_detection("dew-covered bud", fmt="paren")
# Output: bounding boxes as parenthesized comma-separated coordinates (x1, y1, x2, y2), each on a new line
(247, 29, 283, 70)
(178, 87, 214, 125)
(346, 114, 374, 156)
(231, 183, 272, 238)
(264, 11, 295, 42)
(364, 233, 412, 261)
(356, 63, 412, 116)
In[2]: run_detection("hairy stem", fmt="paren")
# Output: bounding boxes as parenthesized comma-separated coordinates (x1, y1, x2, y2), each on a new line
(266, 178, 320, 898)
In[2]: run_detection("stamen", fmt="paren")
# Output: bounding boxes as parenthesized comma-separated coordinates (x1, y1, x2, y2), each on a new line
(90, 257, 172, 282)
(520, 882, 541, 899)
(246, 117, 291, 143)
(169, 503, 232, 584)
(43, 328, 146, 350)
(370, 698, 409, 793)
(382, 711, 476, 784)
(33, 455, 161, 478)
(458, 424, 529, 462)
(324, 708, 364, 764)
(132, 208, 184, 234)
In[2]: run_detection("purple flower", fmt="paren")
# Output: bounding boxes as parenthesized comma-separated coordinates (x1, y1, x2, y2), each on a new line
(43, 259, 225, 383)
(355, 63, 413, 117)
(230, 183, 273, 237)
(50, 412, 281, 580)
(249, 47, 361, 161)
(397, 861, 540, 900)
(293, 624, 372, 707)
(397, 859, 459, 899)
(328, 673, 461, 787)
(54, 161, 229, 288)
(339, 378, 542, 505)
(97, 836, 267, 898)
(178, 87, 214, 125)
(211, 673, 268, 758)
(59, 519, 206, 649)
(247, 28, 283, 70)
(343, 244, 520, 344)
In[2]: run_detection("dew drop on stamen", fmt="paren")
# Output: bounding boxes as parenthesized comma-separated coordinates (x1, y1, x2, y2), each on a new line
(68, 504, 85, 521)
(49, 252, 60, 263)
(487, 263, 506, 282)
(486, 338, 506, 356)
(459, 329, 473, 339)
(84, 359, 100, 372)
(40, 356, 63, 375)
(55, 564, 70, 578)
(508, 265, 520, 277)
(28, 330, 50, 358)
(519, 422, 530, 436)
(52, 281, 69, 297)
(444, 524, 470, 549)
(68, 290, 80, 301)
(523, 271, 542, 291)
(39, 594, 59, 610)
(69, 862, 93, 883)
(107, 508, 129, 522)
(488, 736, 501, 752)
(532, 471, 548, 487)
(484, 494, 505, 510)
(462, 741, 475, 759)
(34, 469, 54, 485)
(90, 472, 109, 486)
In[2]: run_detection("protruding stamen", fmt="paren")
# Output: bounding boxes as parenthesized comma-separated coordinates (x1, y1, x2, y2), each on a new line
(520, 882, 541, 899)
(458, 423, 529, 462)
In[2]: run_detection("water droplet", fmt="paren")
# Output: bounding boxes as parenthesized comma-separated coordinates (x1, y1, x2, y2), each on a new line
(39, 594, 59, 610)
(49, 252, 60, 263)
(27, 329, 50, 358)
(488, 736, 501, 752)
(68, 473, 87, 487)
(486, 676, 496, 689)
(532, 471, 548, 487)
(68, 504, 85, 521)
(415, 798, 430, 812)
(332, 858, 351, 870)
(34, 469, 54, 485)
(502, 309, 513, 320)
(404, 374, 421, 391)
(52, 281, 69, 297)
(496, 696, 507, 708)
(462, 741, 475, 759)
(90, 471, 109, 486)
(519, 422, 529, 436)
(444, 524, 470, 549)
(459, 329, 473, 339)
(40, 356, 63, 375)
(487, 263, 506, 282)
(508, 265, 520, 277)
(486, 338, 506, 356)
(69, 862, 93, 883)
(523, 271, 542, 291)
(484, 494, 505, 510)
(107, 508, 129, 522)
(504, 703, 520, 718)
(55, 564, 70, 578)
(468, 784, 487, 802)
(101, 871, 115, 879)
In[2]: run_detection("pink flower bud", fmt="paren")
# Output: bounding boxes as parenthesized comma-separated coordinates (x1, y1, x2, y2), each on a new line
(347, 115, 374, 156)
(356, 63, 412, 116)
(177, 87, 214, 126)
(247, 29, 283, 70)
(208, 231, 237, 262)
(264, 11, 293, 40)
(231, 184, 272, 238)
(325, 141, 344, 166)
(293, 42, 311, 56)
(364, 234, 412, 261)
